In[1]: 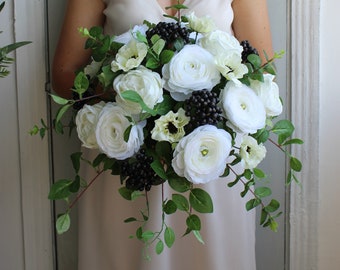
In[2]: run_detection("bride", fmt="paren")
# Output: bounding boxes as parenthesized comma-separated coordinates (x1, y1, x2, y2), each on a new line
(52, 0, 273, 269)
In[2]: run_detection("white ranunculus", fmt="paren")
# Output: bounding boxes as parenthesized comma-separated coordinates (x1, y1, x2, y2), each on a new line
(215, 52, 248, 83)
(151, 108, 190, 143)
(111, 39, 147, 72)
(250, 74, 283, 117)
(219, 81, 266, 134)
(162, 44, 221, 101)
(113, 66, 164, 114)
(200, 30, 243, 57)
(75, 101, 105, 149)
(240, 135, 267, 169)
(172, 125, 232, 184)
(114, 25, 148, 44)
(95, 103, 145, 160)
(187, 12, 216, 33)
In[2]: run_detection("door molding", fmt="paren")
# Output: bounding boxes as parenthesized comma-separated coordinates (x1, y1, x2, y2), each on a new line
(288, 1, 320, 269)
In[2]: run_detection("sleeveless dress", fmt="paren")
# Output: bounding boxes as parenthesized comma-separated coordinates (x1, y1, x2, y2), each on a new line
(78, 1, 256, 269)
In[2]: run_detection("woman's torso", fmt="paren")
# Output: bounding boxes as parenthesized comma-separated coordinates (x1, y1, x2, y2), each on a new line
(103, 0, 234, 35)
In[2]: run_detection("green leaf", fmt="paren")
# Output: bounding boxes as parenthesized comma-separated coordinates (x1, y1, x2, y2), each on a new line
(260, 209, 268, 225)
(48, 179, 73, 200)
(163, 200, 177, 215)
(142, 231, 155, 241)
(269, 219, 279, 232)
(265, 199, 280, 213)
(164, 227, 175, 248)
(118, 187, 133, 200)
(189, 188, 213, 213)
(50, 94, 69, 105)
(247, 54, 262, 68)
(89, 26, 103, 37)
(172, 194, 189, 211)
(290, 156, 302, 172)
(168, 173, 191, 192)
(92, 153, 107, 167)
(146, 57, 160, 69)
(152, 38, 166, 56)
(282, 138, 304, 146)
(121, 90, 156, 116)
(123, 125, 132, 142)
(155, 240, 164, 255)
(151, 159, 167, 180)
(74, 71, 89, 95)
(193, 230, 205, 244)
(56, 213, 71, 234)
(186, 214, 201, 231)
(254, 187, 272, 198)
(69, 175, 81, 193)
(271, 120, 295, 144)
(253, 128, 270, 144)
(246, 198, 261, 211)
(124, 217, 137, 223)
(136, 227, 143, 240)
(154, 94, 176, 116)
(253, 168, 266, 179)
(160, 50, 174, 64)
(71, 152, 82, 173)
(55, 103, 73, 123)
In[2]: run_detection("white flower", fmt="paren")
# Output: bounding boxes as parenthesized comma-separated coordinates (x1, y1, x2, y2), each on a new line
(113, 66, 164, 114)
(162, 44, 221, 101)
(172, 125, 232, 184)
(114, 25, 148, 44)
(187, 12, 216, 33)
(219, 81, 266, 134)
(111, 39, 147, 72)
(95, 103, 145, 160)
(215, 53, 248, 83)
(200, 30, 243, 57)
(84, 60, 102, 78)
(151, 108, 190, 143)
(240, 135, 267, 169)
(75, 101, 105, 149)
(250, 74, 283, 117)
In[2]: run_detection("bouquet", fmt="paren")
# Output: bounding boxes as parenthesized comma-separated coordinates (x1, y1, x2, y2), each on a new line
(32, 4, 303, 256)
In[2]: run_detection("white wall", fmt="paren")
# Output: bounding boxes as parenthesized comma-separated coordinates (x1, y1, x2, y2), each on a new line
(319, 1, 340, 268)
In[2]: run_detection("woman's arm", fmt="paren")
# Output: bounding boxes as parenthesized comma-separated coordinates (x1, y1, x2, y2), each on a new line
(232, 0, 273, 61)
(52, 0, 106, 98)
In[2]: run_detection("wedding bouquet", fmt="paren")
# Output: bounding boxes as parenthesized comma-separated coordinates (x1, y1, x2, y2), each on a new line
(32, 4, 303, 255)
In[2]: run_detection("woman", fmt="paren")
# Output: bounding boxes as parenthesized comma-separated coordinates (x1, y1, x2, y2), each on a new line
(52, 1, 273, 269)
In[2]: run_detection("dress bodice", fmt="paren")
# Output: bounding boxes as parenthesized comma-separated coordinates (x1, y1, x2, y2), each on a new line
(103, 0, 234, 35)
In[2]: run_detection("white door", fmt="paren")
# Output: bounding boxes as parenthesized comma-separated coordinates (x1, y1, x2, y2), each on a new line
(47, 1, 289, 269)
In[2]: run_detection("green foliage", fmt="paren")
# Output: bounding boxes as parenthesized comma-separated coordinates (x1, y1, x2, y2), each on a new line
(0, 2, 31, 78)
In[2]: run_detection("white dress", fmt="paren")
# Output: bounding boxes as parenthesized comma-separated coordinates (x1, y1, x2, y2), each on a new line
(78, 1, 256, 269)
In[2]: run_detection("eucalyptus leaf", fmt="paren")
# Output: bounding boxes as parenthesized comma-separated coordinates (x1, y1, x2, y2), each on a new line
(193, 230, 205, 244)
(163, 200, 177, 215)
(168, 173, 191, 192)
(254, 187, 272, 198)
(164, 227, 175, 248)
(71, 152, 82, 173)
(246, 198, 261, 211)
(290, 156, 302, 172)
(56, 213, 71, 234)
(151, 159, 167, 180)
(48, 179, 73, 200)
(51, 94, 69, 105)
(155, 240, 164, 255)
(189, 188, 213, 213)
(172, 194, 189, 211)
(265, 199, 280, 213)
(186, 214, 201, 231)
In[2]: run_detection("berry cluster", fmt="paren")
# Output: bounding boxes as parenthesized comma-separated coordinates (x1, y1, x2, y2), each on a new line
(184, 90, 224, 133)
(146, 22, 190, 49)
(240, 40, 259, 63)
(120, 149, 163, 192)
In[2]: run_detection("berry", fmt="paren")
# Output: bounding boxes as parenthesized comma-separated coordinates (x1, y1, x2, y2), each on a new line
(240, 40, 259, 63)
(120, 149, 163, 192)
(146, 22, 190, 49)
(184, 90, 224, 133)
